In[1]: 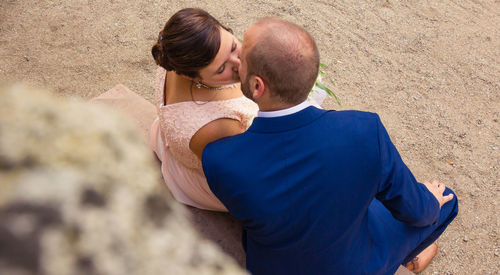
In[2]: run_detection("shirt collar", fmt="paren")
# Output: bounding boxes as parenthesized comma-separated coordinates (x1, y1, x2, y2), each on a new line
(257, 100, 311, 118)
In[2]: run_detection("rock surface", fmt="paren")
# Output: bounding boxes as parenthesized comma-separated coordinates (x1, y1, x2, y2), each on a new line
(0, 84, 246, 275)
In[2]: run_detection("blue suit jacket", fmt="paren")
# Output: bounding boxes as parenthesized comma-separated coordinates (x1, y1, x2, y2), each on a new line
(202, 107, 440, 274)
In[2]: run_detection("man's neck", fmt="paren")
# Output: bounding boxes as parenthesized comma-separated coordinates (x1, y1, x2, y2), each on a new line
(256, 94, 297, 111)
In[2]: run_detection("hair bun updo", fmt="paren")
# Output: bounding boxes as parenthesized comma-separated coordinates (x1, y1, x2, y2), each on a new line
(152, 36, 174, 71)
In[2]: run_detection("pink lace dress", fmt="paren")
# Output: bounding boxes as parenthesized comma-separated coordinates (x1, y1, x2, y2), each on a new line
(150, 67, 258, 211)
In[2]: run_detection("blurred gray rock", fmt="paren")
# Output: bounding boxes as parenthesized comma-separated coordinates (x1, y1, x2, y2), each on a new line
(0, 84, 246, 275)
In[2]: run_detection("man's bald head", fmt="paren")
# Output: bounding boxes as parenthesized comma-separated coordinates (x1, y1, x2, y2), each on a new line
(243, 18, 319, 104)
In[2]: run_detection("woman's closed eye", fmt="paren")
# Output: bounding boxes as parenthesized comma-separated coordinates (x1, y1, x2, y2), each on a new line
(216, 41, 238, 74)
(217, 65, 225, 74)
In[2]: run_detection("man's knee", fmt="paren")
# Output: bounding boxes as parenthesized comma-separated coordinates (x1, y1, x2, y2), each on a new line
(443, 187, 458, 220)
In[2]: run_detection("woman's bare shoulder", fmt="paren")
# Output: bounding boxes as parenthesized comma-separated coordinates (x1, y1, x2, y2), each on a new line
(189, 118, 245, 160)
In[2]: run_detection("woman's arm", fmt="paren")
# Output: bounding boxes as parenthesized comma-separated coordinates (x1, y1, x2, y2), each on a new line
(189, 118, 245, 160)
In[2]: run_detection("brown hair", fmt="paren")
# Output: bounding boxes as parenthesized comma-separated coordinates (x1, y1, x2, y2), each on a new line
(151, 8, 232, 78)
(246, 18, 319, 104)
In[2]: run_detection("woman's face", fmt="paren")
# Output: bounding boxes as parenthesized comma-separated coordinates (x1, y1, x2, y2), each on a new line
(197, 27, 241, 87)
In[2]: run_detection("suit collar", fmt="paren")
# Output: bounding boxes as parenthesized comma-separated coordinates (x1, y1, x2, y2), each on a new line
(248, 106, 328, 133)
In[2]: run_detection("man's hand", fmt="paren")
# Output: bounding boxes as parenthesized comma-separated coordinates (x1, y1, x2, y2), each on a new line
(422, 180, 454, 207)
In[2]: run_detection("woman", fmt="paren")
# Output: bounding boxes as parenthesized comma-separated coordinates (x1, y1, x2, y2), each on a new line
(150, 8, 257, 211)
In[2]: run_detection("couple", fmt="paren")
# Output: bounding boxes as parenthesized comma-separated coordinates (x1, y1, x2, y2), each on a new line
(150, 8, 458, 275)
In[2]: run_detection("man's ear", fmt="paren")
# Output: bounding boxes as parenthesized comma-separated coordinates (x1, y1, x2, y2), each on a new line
(251, 76, 266, 99)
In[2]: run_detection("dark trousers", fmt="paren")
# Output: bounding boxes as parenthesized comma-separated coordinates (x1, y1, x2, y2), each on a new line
(402, 188, 459, 264)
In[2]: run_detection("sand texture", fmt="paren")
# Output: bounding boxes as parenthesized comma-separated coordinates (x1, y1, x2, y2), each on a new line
(1, 1, 499, 274)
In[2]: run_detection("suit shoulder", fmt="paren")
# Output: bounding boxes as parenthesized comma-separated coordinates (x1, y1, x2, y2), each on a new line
(322, 109, 381, 124)
(325, 109, 378, 118)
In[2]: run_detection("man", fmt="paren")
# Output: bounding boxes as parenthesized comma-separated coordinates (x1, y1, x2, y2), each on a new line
(202, 18, 458, 274)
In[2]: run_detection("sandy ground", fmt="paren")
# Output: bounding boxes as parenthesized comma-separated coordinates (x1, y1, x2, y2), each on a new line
(1, 0, 499, 274)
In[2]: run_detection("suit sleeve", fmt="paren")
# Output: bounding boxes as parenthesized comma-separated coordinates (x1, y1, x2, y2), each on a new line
(374, 115, 440, 227)
(202, 143, 216, 192)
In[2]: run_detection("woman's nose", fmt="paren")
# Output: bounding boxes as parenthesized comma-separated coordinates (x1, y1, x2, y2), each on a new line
(231, 53, 241, 71)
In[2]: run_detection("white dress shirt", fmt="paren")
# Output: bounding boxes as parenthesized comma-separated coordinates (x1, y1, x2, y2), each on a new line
(257, 100, 311, 118)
